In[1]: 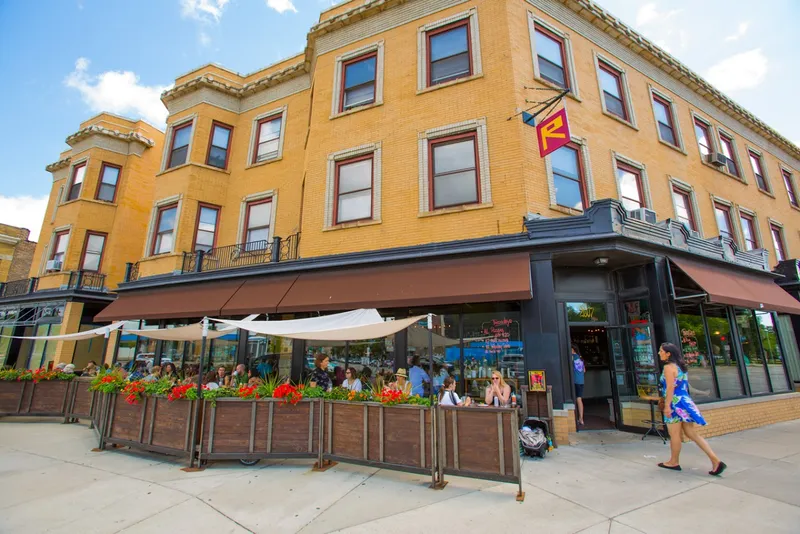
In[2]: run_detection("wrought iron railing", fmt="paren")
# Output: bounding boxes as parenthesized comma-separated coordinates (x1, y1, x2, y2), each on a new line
(125, 261, 140, 283)
(0, 278, 37, 298)
(67, 271, 106, 292)
(181, 233, 300, 274)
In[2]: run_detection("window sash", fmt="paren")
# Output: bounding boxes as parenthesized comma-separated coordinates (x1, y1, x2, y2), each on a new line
(206, 123, 232, 169)
(616, 163, 643, 211)
(740, 215, 758, 251)
(771, 225, 786, 261)
(341, 54, 377, 111)
(152, 206, 177, 255)
(534, 27, 568, 89)
(254, 116, 282, 163)
(749, 152, 768, 190)
(430, 134, 479, 210)
(714, 204, 735, 242)
(67, 164, 86, 201)
(50, 232, 69, 264)
(244, 200, 272, 245)
(81, 233, 106, 272)
(719, 135, 739, 176)
(694, 120, 712, 157)
(653, 97, 677, 146)
(599, 63, 628, 121)
(194, 205, 219, 253)
(782, 170, 798, 207)
(335, 155, 373, 224)
(552, 144, 586, 210)
(672, 188, 695, 230)
(167, 123, 192, 169)
(96, 164, 120, 202)
(427, 21, 472, 86)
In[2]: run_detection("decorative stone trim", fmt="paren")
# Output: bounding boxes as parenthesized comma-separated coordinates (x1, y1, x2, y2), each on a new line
(246, 106, 288, 168)
(45, 157, 71, 173)
(647, 85, 685, 153)
(593, 52, 637, 130)
(65, 125, 155, 149)
(527, 11, 581, 100)
(237, 190, 278, 243)
(324, 143, 382, 229)
(330, 41, 385, 118)
(544, 134, 594, 211)
(418, 118, 491, 214)
(668, 176, 703, 236)
(143, 195, 183, 257)
(610, 151, 652, 210)
(416, 8, 482, 92)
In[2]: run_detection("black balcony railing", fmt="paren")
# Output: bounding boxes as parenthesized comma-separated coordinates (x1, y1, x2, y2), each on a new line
(181, 233, 300, 275)
(67, 271, 106, 292)
(124, 261, 140, 283)
(0, 278, 37, 298)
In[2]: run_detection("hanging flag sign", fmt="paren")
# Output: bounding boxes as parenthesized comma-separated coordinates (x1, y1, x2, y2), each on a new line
(536, 107, 571, 158)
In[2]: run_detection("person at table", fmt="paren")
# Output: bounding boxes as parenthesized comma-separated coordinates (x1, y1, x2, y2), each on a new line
(657, 342, 726, 476)
(485, 370, 511, 407)
(215, 366, 230, 386)
(310, 354, 333, 392)
(572, 344, 585, 426)
(432, 364, 449, 394)
(162, 362, 180, 385)
(342, 367, 362, 392)
(231, 363, 248, 387)
(439, 377, 471, 406)
(408, 356, 431, 396)
(83, 360, 98, 377)
(391, 368, 413, 395)
(143, 365, 161, 383)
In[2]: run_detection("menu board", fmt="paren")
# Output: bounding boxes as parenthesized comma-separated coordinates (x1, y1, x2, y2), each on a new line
(482, 319, 513, 354)
(680, 328, 700, 366)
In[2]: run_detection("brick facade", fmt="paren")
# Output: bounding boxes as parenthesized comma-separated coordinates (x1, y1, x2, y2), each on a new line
(0, 224, 35, 284)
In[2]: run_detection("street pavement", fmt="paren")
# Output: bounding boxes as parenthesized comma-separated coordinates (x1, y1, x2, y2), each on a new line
(0, 417, 798, 533)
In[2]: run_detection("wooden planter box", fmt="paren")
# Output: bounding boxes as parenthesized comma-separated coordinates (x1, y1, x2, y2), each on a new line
(199, 398, 321, 462)
(64, 377, 98, 422)
(103, 393, 197, 458)
(322, 401, 433, 475)
(0, 379, 72, 417)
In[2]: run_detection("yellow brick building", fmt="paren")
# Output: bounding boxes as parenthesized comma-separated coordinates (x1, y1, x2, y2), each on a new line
(0, 224, 35, 285)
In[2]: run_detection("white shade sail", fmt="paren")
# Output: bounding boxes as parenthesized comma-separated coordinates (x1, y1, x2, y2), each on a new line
(0, 321, 125, 341)
(126, 314, 259, 341)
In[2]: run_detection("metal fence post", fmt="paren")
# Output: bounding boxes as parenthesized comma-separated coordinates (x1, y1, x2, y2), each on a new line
(271, 236, 282, 262)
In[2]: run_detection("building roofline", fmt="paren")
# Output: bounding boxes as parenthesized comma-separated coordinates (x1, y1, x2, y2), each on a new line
(45, 157, 71, 173)
(65, 125, 156, 150)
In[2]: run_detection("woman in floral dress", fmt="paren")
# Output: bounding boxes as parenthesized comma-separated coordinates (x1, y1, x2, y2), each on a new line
(658, 342, 726, 476)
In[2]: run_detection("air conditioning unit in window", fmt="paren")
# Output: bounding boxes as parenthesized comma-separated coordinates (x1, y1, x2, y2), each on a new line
(627, 208, 657, 224)
(707, 152, 727, 167)
(45, 260, 62, 271)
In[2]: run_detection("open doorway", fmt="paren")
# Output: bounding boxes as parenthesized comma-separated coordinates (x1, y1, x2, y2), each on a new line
(570, 326, 615, 430)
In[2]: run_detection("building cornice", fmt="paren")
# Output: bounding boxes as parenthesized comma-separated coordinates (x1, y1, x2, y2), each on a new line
(0, 234, 21, 245)
(65, 125, 155, 150)
(45, 157, 71, 173)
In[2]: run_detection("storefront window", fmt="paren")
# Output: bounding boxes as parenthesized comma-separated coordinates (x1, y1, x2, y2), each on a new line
(27, 324, 61, 369)
(247, 334, 292, 379)
(116, 320, 141, 367)
(461, 308, 523, 398)
(735, 309, 770, 395)
(756, 312, 790, 393)
(676, 305, 718, 400)
(705, 305, 744, 398)
(623, 298, 651, 324)
(407, 314, 460, 396)
(566, 302, 607, 322)
(307, 337, 395, 391)
(777, 315, 800, 384)
(0, 326, 12, 366)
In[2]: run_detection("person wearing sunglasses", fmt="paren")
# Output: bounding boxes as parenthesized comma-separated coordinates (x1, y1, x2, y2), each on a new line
(484, 369, 511, 407)
(342, 367, 362, 392)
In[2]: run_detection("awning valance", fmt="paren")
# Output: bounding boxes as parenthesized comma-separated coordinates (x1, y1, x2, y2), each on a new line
(670, 256, 800, 315)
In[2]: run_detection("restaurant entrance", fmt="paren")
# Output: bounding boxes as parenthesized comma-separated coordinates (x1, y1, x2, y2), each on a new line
(569, 325, 614, 430)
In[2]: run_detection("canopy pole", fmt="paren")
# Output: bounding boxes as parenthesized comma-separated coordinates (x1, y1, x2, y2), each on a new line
(101, 327, 111, 368)
(427, 314, 434, 402)
(189, 318, 208, 469)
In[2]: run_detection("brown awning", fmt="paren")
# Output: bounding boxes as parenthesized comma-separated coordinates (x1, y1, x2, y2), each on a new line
(670, 256, 800, 315)
(275, 253, 532, 313)
(220, 274, 299, 315)
(94, 280, 246, 321)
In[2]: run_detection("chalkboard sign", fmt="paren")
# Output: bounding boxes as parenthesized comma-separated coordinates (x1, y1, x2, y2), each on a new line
(681, 328, 700, 366)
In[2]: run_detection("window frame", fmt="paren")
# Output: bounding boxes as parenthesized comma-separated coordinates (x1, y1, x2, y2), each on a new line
(426, 19, 473, 88)
(150, 203, 178, 256)
(551, 142, 588, 211)
(243, 198, 273, 245)
(769, 222, 787, 262)
(693, 117, 714, 159)
(94, 162, 122, 203)
(615, 161, 645, 211)
(671, 186, 697, 231)
(717, 131, 741, 178)
(66, 162, 87, 202)
(79, 231, 107, 273)
(205, 121, 233, 170)
(651, 93, 678, 148)
(781, 168, 799, 208)
(338, 51, 378, 114)
(192, 202, 221, 253)
(333, 153, 374, 225)
(167, 121, 193, 169)
(713, 202, 736, 244)
(49, 230, 70, 267)
(251, 113, 283, 165)
(748, 150, 770, 193)
(428, 131, 481, 211)
(597, 59, 630, 123)
(532, 24, 570, 91)
(739, 211, 760, 251)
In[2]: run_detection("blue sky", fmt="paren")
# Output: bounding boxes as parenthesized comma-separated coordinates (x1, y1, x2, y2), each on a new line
(0, 0, 798, 240)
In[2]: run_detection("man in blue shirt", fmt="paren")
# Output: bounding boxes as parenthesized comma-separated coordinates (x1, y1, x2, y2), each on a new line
(572, 344, 585, 426)
(408, 356, 430, 397)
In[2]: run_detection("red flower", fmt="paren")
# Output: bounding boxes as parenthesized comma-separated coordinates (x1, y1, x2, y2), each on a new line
(273, 384, 303, 405)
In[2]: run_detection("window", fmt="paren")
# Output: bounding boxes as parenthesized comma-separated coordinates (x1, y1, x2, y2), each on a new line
(694, 119, 713, 157)
(713, 203, 735, 242)
(253, 115, 282, 163)
(167, 122, 192, 169)
(551, 144, 586, 210)
(430, 132, 480, 209)
(718, 133, 740, 177)
(151, 204, 177, 255)
(66, 163, 86, 201)
(652, 95, 677, 147)
(244, 199, 272, 247)
(782, 169, 798, 207)
(534, 26, 569, 89)
(80, 232, 106, 272)
(340, 53, 377, 112)
(740, 213, 759, 251)
(672, 187, 696, 230)
(427, 21, 472, 86)
(616, 163, 644, 211)
(206, 122, 232, 169)
(598, 61, 628, 121)
(334, 155, 373, 224)
(193, 204, 219, 253)
(770, 224, 786, 262)
(49, 231, 69, 267)
(749, 151, 769, 191)
(95, 163, 120, 202)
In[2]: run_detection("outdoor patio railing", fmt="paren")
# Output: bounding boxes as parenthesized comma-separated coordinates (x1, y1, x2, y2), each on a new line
(180, 233, 300, 274)
(67, 271, 106, 292)
(0, 277, 38, 298)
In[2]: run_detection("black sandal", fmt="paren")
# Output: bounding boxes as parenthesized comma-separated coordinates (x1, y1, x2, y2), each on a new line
(658, 462, 682, 471)
(709, 462, 727, 476)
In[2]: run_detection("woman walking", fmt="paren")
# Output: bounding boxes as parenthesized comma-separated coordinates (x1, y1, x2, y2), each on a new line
(657, 342, 726, 476)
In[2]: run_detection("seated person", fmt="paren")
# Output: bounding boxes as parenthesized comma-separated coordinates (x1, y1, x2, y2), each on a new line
(83, 360, 99, 377)
(342, 367, 362, 392)
(390, 368, 412, 395)
(214, 366, 230, 386)
(438, 377, 471, 406)
(484, 370, 511, 407)
(143, 365, 162, 382)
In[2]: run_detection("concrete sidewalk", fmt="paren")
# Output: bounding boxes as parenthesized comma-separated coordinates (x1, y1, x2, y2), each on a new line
(0, 418, 798, 533)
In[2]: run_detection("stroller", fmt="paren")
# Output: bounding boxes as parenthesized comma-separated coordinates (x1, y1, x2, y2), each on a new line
(519, 417, 550, 458)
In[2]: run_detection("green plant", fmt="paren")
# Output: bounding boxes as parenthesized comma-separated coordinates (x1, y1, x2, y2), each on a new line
(323, 386, 352, 401)
(201, 386, 237, 406)
(90, 371, 125, 393)
(301, 385, 325, 399)
(144, 377, 173, 397)
(256, 374, 285, 398)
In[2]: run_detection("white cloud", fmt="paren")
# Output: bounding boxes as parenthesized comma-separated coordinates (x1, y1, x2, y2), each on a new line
(725, 21, 750, 42)
(0, 196, 48, 242)
(199, 31, 211, 47)
(636, 3, 682, 26)
(267, 0, 297, 14)
(64, 58, 170, 126)
(180, 0, 230, 23)
(706, 48, 768, 92)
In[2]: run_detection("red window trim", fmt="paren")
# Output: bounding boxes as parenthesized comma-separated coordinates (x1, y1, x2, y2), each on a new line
(49, 230, 70, 263)
(167, 121, 193, 169)
(616, 161, 644, 209)
(252, 114, 282, 164)
(192, 202, 221, 252)
(66, 162, 87, 202)
(553, 142, 588, 210)
(740, 212, 759, 250)
(748, 150, 769, 191)
(94, 162, 122, 203)
(428, 131, 481, 211)
(150, 203, 178, 256)
(713, 202, 736, 244)
(598, 61, 628, 122)
(671, 186, 696, 231)
(333, 153, 374, 225)
(242, 198, 273, 243)
(782, 169, 799, 207)
(652, 94, 677, 146)
(718, 133, 740, 177)
(693, 118, 713, 155)
(426, 19, 473, 88)
(205, 121, 233, 170)
(79, 231, 108, 273)
(338, 51, 378, 113)
(770, 224, 787, 261)
(534, 24, 570, 90)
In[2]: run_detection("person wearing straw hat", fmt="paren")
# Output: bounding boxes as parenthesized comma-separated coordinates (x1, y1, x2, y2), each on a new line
(390, 368, 412, 395)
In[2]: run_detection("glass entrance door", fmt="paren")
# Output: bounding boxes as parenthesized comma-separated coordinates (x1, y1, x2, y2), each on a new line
(608, 324, 659, 430)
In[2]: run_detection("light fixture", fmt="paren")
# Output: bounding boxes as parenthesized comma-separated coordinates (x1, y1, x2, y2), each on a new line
(594, 257, 609, 266)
